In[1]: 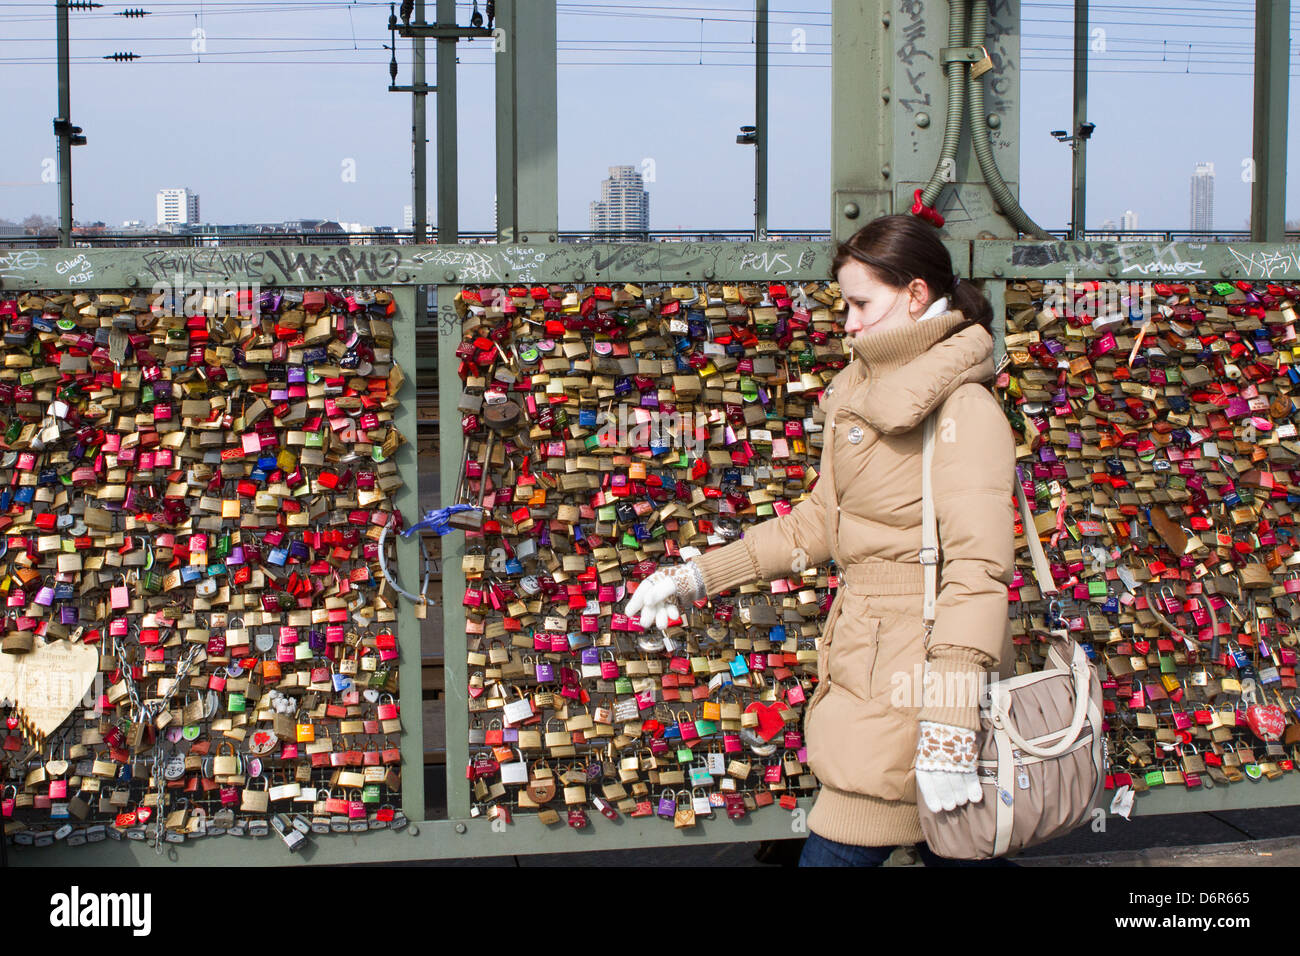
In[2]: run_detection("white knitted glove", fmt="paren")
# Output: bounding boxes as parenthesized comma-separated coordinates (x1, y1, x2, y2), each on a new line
(625, 563, 704, 631)
(915, 720, 982, 813)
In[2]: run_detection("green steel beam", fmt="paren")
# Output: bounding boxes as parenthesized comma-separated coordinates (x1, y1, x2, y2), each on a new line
(1070, 0, 1088, 240)
(830, 0, 1025, 240)
(831, 0, 890, 242)
(755, 0, 769, 241)
(436, 0, 459, 246)
(389, 285, 426, 823)
(413, 0, 429, 245)
(13, 772, 1300, 865)
(0, 241, 966, 290)
(494, 0, 558, 243)
(436, 285, 470, 820)
(1250, 0, 1290, 244)
(970, 239, 1300, 281)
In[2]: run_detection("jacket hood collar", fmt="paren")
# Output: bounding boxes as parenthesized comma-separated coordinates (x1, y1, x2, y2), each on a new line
(845, 309, 995, 434)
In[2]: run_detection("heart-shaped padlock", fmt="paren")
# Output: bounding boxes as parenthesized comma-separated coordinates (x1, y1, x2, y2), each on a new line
(1246, 703, 1287, 742)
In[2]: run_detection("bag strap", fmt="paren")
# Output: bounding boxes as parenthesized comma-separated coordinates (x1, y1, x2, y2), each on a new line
(919, 410, 1058, 631)
(921, 414, 939, 633)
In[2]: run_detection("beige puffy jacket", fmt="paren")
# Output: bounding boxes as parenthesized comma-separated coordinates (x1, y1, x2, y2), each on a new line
(691, 307, 1017, 846)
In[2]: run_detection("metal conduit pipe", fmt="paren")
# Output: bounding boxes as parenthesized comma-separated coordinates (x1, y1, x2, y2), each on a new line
(965, 0, 1054, 238)
(918, 0, 969, 211)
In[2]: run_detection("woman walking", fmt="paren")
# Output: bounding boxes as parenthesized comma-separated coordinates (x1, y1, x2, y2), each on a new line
(628, 214, 1018, 866)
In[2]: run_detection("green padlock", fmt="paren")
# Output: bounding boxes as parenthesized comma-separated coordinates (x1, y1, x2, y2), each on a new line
(694, 718, 718, 737)
(367, 667, 390, 690)
(362, 783, 382, 804)
(676, 747, 693, 763)
(1087, 580, 1107, 597)
(615, 677, 633, 695)
(1159, 655, 1176, 675)
(1144, 768, 1164, 787)
(228, 692, 246, 714)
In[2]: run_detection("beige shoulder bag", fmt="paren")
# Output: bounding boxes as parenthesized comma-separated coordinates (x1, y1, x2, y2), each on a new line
(915, 411, 1106, 860)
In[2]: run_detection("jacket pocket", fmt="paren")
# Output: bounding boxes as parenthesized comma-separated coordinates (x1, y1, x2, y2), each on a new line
(826, 610, 880, 703)
(867, 610, 928, 707)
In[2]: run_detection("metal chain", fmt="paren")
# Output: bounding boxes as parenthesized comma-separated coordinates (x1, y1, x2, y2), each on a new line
(109, 635, 202, 854)
(147, 643, 203, 853)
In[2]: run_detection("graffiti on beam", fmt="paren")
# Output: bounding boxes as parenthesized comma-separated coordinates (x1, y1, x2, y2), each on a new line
(1117, 242, 1205, 276)
(896, 0, 932, 113)
(140, 250, 267, 283)
(1008, 241, 1205, 277)
(409, 248, 501, 283)
(265, 249, 401, 283)
(1010, 242, 1117, 270)
(54, 254, 94, 285)
(738, 250, 799, 277)
(1226, 245, 1300, 279)
(498, 247, 548, 284)
(0, 250, 45, 279)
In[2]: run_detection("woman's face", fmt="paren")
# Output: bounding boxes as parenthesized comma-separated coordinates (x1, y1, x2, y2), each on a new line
(838, 260, 932, 340)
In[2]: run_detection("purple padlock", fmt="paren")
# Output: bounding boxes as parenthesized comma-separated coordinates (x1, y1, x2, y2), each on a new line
(60, 605, 78, 626)
(535, 661, 554, 682)
(656, 793, 676, 818)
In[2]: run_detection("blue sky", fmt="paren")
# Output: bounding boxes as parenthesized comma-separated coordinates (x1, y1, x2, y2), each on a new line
(0, 0, 1297, 232)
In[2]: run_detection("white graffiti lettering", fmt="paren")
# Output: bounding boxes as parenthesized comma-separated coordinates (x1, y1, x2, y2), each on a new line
(1227, 245, 1300, 279)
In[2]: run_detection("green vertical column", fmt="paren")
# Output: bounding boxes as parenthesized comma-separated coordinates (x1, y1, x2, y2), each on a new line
(1250, 0, 1289, 243)
(436, 285, 470, 820)
(389, 284, 426, 822)
(831, 0, 891, 242)
(494, 0, 557, 242)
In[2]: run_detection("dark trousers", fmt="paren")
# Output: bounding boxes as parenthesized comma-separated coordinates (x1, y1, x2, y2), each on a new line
(798, 830, 1019, 867)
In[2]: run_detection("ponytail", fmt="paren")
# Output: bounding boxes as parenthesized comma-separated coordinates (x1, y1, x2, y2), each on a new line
(950, 278, 994, 334)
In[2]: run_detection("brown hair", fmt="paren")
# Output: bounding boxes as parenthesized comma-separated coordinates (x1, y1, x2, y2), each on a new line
(831, 214, 993, 332)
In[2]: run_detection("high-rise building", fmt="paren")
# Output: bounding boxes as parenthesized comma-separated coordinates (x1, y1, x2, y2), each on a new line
(589, 165, 649, 237)
(402, 205, 434, 233)
(1121, 209, 1138, 231)
(156, 188, 200, 226)
(1190, 163, 1214, 232)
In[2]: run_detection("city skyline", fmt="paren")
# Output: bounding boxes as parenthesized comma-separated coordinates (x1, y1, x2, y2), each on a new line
(1, 1, 1297, 233)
